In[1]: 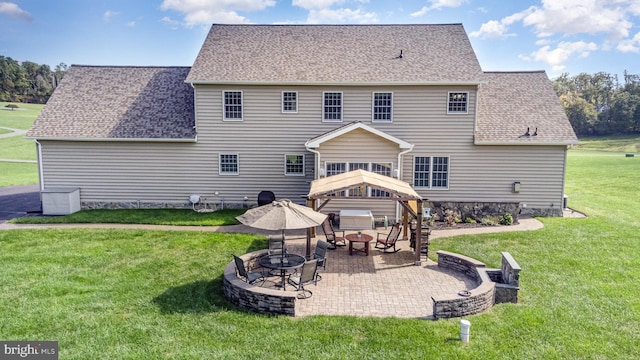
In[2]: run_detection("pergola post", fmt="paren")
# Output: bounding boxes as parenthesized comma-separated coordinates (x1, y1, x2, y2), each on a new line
(415, 199, 423, 266)
(402, 201, 409, 240)
(305, 198, 316, 259)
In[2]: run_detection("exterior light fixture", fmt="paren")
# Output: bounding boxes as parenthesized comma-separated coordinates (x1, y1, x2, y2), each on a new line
(512, 182, 521, 193)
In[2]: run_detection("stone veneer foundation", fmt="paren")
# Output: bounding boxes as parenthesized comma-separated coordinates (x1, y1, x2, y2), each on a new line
(82, 200, 561, 217)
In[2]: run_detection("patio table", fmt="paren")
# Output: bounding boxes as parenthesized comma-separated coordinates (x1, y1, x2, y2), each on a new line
(258, 254, 306, 290)
(345, 233, 373, 256)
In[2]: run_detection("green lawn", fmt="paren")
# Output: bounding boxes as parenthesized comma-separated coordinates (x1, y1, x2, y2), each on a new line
(573, 134, 640, 153)
(13, 208, 245, 226)
(0, 102, 43, 130)
(0, 102, 40, 186)
(1, 150, 638, 359)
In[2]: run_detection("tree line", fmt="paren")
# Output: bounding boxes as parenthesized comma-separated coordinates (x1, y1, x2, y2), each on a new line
(0, 55, 67, 104)
(553, 71, 640, 136)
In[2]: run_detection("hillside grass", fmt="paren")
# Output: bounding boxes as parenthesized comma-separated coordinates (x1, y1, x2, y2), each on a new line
(0, 102, 41, 186)
(0, 102, 43, 130)
(573, 134, 640, 153)
(1, 150, 639, 359)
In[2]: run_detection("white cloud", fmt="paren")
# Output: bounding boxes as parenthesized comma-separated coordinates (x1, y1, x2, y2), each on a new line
(306, 7, 377, 23)
(127, 21, 136, 27)
(522, 0, 632, 40)
(410, 6, 429, 17)
(160, 0, 276, 26)
(104, 10, 119, 23)
(293, 0, 345, 10)
(291, 0, 377, 24)
(411, 0, 466, 17)
(161, 16, 181, 29)
(617, 32, 640, 53)
(524, 41, 598, 71)
(0, 2, 32, 21)
(470, 20, 509, 39)
(474, 1, 640, 71)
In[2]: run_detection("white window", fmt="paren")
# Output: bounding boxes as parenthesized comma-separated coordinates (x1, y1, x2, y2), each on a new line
(372, 92, 393, 122)
(325, 162, 346, 196)
(282, 91, 298, 113)
(323, 92, 342, 122)
(348, 163, 368, 196)
(324, 162, 393, 197)
(284, 154, 304, 176)
(371, 163, 392, 197)
(413, 156, 449, 189)
(219, 154, 239, 175)
(223, 91, 243, 120)
(447, 92, 468, 114)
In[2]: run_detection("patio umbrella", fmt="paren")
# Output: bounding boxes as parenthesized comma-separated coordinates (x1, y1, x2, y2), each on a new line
(236, 199, 327, 258)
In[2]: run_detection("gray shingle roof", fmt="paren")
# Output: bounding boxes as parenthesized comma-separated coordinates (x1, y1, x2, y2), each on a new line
(27, 66, 195, 140)
(186, 24, 483, 84)
(476, 71, 578, 145)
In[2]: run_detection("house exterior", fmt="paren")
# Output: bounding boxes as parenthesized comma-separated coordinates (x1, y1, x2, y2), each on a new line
(26, 24, 578, 219)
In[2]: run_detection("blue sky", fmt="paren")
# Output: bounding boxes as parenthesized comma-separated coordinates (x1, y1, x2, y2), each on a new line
(1, 0, 640, 79)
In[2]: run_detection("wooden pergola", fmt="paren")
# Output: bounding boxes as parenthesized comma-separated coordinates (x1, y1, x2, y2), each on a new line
(305, 169, 426, 265)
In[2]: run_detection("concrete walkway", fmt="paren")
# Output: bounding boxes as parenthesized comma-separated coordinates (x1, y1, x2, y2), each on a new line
(0, 126, 27, 139)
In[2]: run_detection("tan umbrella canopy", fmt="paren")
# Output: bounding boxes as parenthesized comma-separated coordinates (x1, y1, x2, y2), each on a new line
(236, 199, 328, 257)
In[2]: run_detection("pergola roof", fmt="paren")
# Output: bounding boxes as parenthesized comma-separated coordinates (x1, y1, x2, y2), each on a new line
(307, 169, 422, 201)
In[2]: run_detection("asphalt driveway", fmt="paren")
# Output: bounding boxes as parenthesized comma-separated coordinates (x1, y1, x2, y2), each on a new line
(0, 185, 41, 222)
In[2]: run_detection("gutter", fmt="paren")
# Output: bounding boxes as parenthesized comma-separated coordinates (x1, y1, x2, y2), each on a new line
(304, 142, 322, 181)
(474, 141, 580, 146)
(24, 137, 197, 143)
(187, 80, 486, 87)
(395, 144, 415, 222)
(34, 140, 44, 191)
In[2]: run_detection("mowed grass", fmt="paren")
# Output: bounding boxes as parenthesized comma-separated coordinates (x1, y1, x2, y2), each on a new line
(0, 102, 43, 130)
(13, 208, 245, 226)
(573, 134, 640, 153)
(0, 102, 41, 186)
(1, 162, 39, 187)
(1, 150, 639, 359)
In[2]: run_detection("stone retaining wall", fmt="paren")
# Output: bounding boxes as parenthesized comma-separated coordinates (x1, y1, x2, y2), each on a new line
(222, 250, 298, 316)
(432, 251, 495, 319)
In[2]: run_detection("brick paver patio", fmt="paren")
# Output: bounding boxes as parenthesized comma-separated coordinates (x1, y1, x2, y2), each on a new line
(259, 230, 476, 319)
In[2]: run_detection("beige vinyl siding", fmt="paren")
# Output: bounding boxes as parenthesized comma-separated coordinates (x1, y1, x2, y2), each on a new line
(401, 145, 568, 210)
(39, 141, 214, 204)
(38, 83, 568, 217)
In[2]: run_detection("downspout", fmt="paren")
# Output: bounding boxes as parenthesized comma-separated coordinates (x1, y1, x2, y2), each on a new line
(34, 140, 44, 191)
(395, 144, 415, 222)
(305, 142, 321, 181)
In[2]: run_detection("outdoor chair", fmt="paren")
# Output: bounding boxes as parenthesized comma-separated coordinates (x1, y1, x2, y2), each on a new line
(375, 222, 402, 253)
(313, 240, 329, 281)
(233, 254, 265, 285)
(320, 218, 346, 249)
(287, 259, 319, 299)
(268, 235, 286, 256)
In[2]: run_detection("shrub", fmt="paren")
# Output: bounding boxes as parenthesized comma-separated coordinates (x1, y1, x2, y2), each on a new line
(443, 209, 456, 226)
(500, 213, 514, 225)
(6, 103, 19, 110)
(464, 217, 477, 224)
(481, 216, 500, 226)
